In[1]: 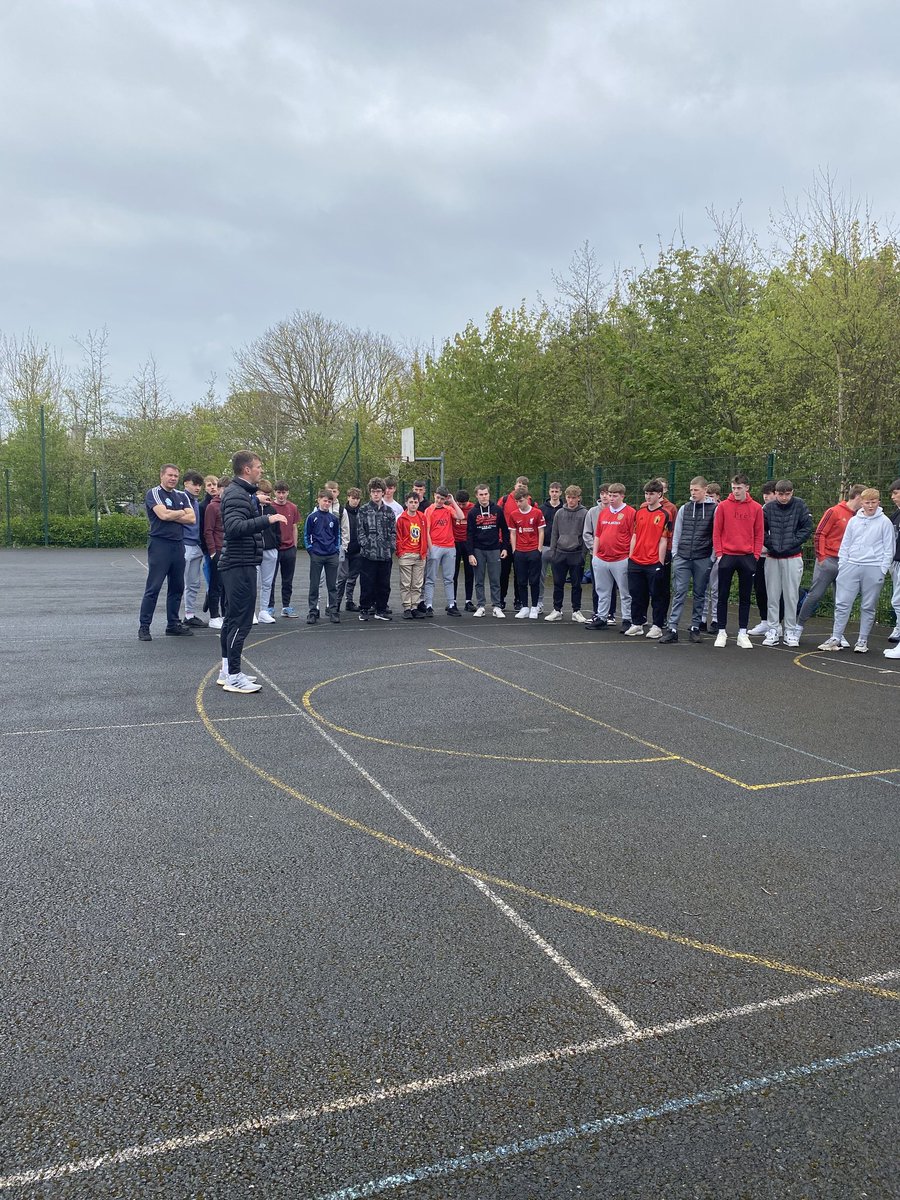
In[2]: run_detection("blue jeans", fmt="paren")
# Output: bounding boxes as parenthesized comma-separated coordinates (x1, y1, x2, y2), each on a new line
(668, 556, 713, 629)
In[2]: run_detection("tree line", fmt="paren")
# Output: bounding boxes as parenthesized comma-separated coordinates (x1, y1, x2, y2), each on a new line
(2, 175, 899, 524)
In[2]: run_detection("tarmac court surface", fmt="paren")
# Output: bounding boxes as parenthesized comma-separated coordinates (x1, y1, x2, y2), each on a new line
(1, 549, 898, 1198)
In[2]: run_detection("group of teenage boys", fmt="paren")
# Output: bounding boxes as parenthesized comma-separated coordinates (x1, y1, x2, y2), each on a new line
(138, 456, 900, 693)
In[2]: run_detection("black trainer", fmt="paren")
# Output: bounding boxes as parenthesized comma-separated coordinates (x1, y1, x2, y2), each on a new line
(447, 605, 461, 617)
(374, 611, 392, 621)
(416, 601, 427, 614)
(306, 611, 318, 624)
(345, 601, 360, 612)
(619, 619, 631, 634)
(699, 621, 708, 632)
(464, 600, 476, 612)
(183, 615, 207, 628)
(358, 611, 370, 622)
(402, 609, 414, 619)
(660, 628, 678, 644)
(165, 624, 192, 636)
(425, 606, 434, 617)
(329, 612, 340, 624)
(138, 625, 152, 641)
(689, 628, 703, 643)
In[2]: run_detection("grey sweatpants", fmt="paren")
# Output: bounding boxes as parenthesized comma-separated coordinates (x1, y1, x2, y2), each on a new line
(831, 562, 885, 643)
(798, 557, 839, 625)
(592, 557, 632, 624)
(765, 556, 803, 635)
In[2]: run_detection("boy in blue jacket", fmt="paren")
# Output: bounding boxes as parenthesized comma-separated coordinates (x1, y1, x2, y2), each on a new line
(305, 489, 341, 624)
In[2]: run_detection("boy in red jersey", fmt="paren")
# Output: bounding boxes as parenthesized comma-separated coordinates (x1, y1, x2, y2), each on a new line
(712, 474, 763, 649)
(507, 487, 546, 618)
(591, 482, 635, 632)
(452, 489, 476, 611)
(423, 486, 465, 616)
(625, 481, 671, 637)
(395, 493, 428, 618)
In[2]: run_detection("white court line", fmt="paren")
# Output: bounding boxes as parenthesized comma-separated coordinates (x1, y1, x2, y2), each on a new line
(316, 1035, 900, 1200)
(2, 968, 896, 1191)
(130, 554, 147, 572)
(245, 659, 639, 1034)
(431, 624, 900, 788)
(0, 714, 296, 737)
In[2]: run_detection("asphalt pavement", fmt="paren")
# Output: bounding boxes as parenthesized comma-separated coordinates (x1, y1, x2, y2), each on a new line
(1, 549, 898, 1198)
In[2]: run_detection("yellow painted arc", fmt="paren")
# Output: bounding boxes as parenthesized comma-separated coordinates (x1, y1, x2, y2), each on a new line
(196, 670, 900, 1003)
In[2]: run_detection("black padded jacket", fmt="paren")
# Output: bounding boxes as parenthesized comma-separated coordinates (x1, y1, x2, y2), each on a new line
(219, 478, 271, 570)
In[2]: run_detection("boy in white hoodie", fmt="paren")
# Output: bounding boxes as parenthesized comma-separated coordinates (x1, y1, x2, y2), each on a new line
(819, 488, 894, 653)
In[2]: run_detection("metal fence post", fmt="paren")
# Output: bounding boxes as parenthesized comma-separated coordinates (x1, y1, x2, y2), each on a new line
(766, 451, 776, 481)
(40, 404, 49, 546)
(4, 468, 11, 546)
(93, 470, 100, 547)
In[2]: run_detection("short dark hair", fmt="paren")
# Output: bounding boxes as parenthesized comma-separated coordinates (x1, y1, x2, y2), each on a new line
(435, 485, 450, 498)
(274, 481, 289, 492)
(889, 478, 900, 493)
(217, 475, 232, 489)
(732, 473, 750, 486)
(384, 475, 398, 489)
(762, 479, 777, 494)
(368, 477, 386, 492)
(774, 479, 794, 492)
(848, 484, 865, 498)
(413, 479, 427, 489)
(232, 450, 259, 476)
(643, 479, 663, 495)
(347, 486, 361, 499)
(160, 464, 179, 475)
(182, 470, 204, 486)
(455, 489, 469, 504)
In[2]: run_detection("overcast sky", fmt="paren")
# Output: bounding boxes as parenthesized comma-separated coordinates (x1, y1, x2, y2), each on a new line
(2, 0, 898, 407)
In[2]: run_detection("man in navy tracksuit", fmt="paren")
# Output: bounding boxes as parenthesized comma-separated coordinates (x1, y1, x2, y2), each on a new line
(304, 489, 342, 624)
(138, 465, 195, 641)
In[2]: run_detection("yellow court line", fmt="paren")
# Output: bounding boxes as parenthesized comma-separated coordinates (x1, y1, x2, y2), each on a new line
(302, 663, 677, 767)
(430, 650, 900, 792)
(793, 651, 900, 689)
(196, 670, 900, 1003)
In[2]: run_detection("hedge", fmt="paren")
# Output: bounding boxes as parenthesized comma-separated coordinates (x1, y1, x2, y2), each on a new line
(4, 514, 149, 548)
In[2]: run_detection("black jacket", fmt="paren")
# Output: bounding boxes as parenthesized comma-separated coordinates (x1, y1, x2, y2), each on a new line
(763, 496, 813, 558)
(891, 506, 900, 563)
(346, 503, 361, 557)
(219, 477, 270, 570)
(673, 499, 716, 560)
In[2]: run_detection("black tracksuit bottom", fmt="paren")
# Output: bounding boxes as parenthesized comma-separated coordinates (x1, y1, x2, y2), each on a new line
(220, 565, 256, 674)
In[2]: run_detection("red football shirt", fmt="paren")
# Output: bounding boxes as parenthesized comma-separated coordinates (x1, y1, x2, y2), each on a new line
(507, 505, 546, 553)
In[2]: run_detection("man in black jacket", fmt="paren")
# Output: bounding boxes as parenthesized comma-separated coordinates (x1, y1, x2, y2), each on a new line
(217, 451, 286, 693)
(762, 480, 813, 647)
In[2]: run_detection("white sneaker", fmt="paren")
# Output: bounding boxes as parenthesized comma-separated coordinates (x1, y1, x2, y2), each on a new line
(748, 621, 770, 636)
(714, 630, 727, 647)
(217, 670, 257, 686)
(544, 609, 562, 622)
(515, 606, 530, 619)
(818, 638, 842, 651)
(840, 636, 851, 648)
(472, 606, 485, 618)
(853, 640, 868, 653)
(884, 645, 900, 658)
(624, 624, 644, 636)
(571, 610, 587, 624)
(646, 625, 663, 639)
(529, 606, 539, 619)
(208, 617, 224, 630)
(783, 633, 800, 648)
(762, 629, 780, 646)
(252, 614, 258, 624)
(889, 626, 900, 642)
(257, 610, 276, 624)
(492, 606, 506, 619)
(736, 631, 753, 649)
(222, 672, 262, 693)
(537, 601, 544, 614)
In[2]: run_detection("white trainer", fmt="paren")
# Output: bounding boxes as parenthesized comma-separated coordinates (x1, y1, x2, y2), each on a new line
(515, 606, 530, 619)
(884, 645, 900, 659)
(736, 631, 753, 649)
(646, 625, 663, 639)
(544, 609, 562, 622)
(472, 606, 486, 618)
(783, 633, 800, 648)
(748, 621, 770, 636)
(492, 606, 506, 618)
(252, 614, 258, 624)
(217, 670, 257, 686)
(840, 636, 851, 648)
(623, 624, 644, 636)
(222, 672, 262, 693)
(853, 641, 868, 653)
(529, 607, 539, 618)
(208, 617, 224, 629)
(714, 630, 728, 647)
(817, 638, 842, 651)
(571, 611, 587, 623)
(537, 601, 544, 614)
(762, 629, 780, 646)
(257, 610, 276, 624)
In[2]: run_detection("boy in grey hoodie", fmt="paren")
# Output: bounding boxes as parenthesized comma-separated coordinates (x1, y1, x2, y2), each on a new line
(819, 488, 894, 653)
(546, 485, 588, 622)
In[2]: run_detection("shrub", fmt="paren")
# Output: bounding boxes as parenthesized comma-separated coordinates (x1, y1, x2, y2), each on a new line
(6, 514, 148, 548)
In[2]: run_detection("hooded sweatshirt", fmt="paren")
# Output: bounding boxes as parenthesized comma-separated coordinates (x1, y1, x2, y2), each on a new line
(813, 500, 857, 562)
(550, 502, 587, 557)
(838, 507, 894, 571)
(712, 493, 763, 558)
